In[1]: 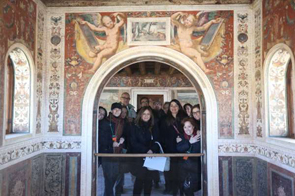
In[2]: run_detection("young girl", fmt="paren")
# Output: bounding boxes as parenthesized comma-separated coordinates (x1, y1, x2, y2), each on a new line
(177, 117, 201, 196)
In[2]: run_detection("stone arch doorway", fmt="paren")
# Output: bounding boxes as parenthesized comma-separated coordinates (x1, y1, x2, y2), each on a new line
(81, 46, 219, 196)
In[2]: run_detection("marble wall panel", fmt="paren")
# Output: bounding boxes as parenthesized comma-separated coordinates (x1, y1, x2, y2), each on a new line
(256, 158, 268, 196)
(31, 154, 44, 196)
(219, 156, 233, 196)
(44, 154, 66, 196)
(233, 157, 255, 196)
(269, 163, 295, 196)
(1, 159, 31, 196)
(65, 153, 81, 196)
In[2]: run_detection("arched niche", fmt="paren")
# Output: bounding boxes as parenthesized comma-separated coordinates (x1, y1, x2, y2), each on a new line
(81, 46, 219, 195)
(264, 43, 295, 138)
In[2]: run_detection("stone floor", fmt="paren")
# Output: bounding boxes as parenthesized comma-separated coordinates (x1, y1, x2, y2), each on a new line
(97, 166, 202, 196)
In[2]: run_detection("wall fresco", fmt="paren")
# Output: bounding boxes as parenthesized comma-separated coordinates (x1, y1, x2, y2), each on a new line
(36, 7, 46, 134)
(254, 2, 263, 138)
(9, 48, 31, 133)
(219, 156, 233, 196)
(268, 49, 291, 136)
(0, 0, 36, 144)
(263, 0, 295, 59)
(64, 11, 234, 136)
(106, 74, 193, 87)
(235, 11, 251, 137)
(46, 14, 64, 133)
(65, 153, 81, 196)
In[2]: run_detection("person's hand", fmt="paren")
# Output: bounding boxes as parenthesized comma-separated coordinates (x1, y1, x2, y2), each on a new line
(147, 150, 153, 154)
(119, 137, 125, 145)
(79, 20, 87, 25)
(189, 135, 200, 144)
(176, 136, 182, 143)
(113, 141, 119, 147)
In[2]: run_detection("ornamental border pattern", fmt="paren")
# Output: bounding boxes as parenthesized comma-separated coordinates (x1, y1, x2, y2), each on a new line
(234, 10, 251, 137)
(35, 5, 46, 134)
(0, 139, 81, 166)
(253, 1, 263, 138)
(45, 13, 64, 133)
(219, 143, 295, 169)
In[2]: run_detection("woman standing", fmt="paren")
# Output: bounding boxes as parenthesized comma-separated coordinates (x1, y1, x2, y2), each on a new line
(130, 106, 160, 196)
(191, 104, 201, 131)
(99, 103, 125, 196)
(176, 117, 201, 196)
(160, 99, 186, 195)
(183, 103, 193, 118)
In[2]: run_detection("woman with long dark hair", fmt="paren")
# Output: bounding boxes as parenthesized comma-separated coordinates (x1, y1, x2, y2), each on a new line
(183, 103, 193, 118)
(130, 106, 160, 196)
(177, 117, 201, 196)
(191, 104, 201, 131)
(160, 99, 186, 195)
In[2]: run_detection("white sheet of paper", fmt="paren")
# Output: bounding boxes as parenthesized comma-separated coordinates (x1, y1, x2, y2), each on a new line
(143, 157, 167, 172)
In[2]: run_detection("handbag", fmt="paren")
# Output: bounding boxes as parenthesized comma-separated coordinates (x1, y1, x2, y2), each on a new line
(143, 142, 170, 172)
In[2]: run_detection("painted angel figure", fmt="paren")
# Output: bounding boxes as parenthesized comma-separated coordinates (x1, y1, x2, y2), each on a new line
(171, 12, 222, 74)
(77, 13, 126, 73)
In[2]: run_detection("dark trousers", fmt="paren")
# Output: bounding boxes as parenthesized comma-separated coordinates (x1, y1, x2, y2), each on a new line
(133, 169, 153, 196)
(102, 158, 120, 196)
(164, 158, 180, 196)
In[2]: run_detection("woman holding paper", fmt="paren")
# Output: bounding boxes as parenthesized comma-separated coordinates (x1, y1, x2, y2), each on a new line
(130, 106, 160, 196)
(176, 117, 201, 196)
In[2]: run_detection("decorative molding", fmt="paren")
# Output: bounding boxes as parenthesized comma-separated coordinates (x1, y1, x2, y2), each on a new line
(0, 138, 81, 166)
(253, 2, 263, 138)
(35, 4, 46, 134)
(234, 10, 252, 137)
(218, 142, 295, 170)
(45, 13, 64, 133)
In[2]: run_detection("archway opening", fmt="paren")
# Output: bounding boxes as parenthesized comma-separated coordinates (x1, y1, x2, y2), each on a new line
(94, 61, 204, 195)
(81, 46, 219, 196)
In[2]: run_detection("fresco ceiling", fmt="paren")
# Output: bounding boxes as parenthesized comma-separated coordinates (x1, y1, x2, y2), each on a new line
(40, 0, 252, 7)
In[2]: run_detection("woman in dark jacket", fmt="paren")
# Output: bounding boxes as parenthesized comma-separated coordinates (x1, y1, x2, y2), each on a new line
(191, 104, 201, 131)
(99, 103, 125, 196)
(130, 106, 160, 196)
(160, 99, 187, 195)
(176, 117, 201, 196)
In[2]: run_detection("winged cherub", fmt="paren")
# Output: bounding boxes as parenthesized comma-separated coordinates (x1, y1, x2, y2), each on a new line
(171, 12, 221, 74)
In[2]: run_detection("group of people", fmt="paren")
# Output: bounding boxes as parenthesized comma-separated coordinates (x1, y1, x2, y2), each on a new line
(98, 92, 202, 196)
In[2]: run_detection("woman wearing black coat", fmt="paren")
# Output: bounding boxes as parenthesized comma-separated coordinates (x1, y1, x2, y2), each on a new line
(160, 99, 187, 195)
(176, 117, 201, 196)
(130, 106, 160, 196)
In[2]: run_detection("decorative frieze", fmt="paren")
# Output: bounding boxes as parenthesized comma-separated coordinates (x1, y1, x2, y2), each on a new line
(219, 142, 295, 169)
(46, 13, 64, 133)
(35, 5, 46, 134)
(0, 139, 81, 166)
(235, 11, 252, 137)
(253, 1, 263, 138)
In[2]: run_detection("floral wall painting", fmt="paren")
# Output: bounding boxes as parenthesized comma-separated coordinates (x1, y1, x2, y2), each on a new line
(267, 49, 291, 137)
(127, 17, 170, 45)
(72, 12, 128, 74)
(270, 169, 294, 196)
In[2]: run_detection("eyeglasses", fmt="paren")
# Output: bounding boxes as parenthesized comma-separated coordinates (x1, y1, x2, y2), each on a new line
(121, 97, 130, 100)
(192, 111, 200, 114)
